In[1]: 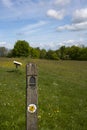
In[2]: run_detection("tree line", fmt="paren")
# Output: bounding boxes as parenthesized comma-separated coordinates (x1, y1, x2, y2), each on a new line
(0, 40, 87, 60)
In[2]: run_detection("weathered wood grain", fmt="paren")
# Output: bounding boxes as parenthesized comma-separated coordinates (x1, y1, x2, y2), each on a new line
(26, 63, 38, 130)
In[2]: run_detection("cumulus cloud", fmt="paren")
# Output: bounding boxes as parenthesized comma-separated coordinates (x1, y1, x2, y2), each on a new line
(57, 21, 87, 31)
(60, 40, 79, 46)
(57, 39, 86, 48)
(55, 39, 85, 49)
(57, 8, 87, 32)
(54, 0, 70, 6)
(72, 8, 87, 23)
(47, 9, 65, 20)
(35, 39, 86, 50)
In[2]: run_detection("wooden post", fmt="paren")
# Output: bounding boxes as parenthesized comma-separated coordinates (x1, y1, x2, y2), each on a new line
(26, 63, 38, 130)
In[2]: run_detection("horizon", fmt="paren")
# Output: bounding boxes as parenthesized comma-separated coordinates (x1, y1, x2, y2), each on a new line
(0, 39, 87, 51)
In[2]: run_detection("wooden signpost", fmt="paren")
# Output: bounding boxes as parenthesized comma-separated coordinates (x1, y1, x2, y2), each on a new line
(26, 63, 38, 130)
(13, 61, 22, 68)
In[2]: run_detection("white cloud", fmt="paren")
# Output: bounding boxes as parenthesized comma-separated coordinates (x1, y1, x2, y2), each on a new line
(47, 9, 65, 20)
(54, 0, 70, 6)
(60, 40, 78, 46)
(57, 8, 87, 32)
(57, 39, 86, 48)
(64, 39, 86, 46)
(31, 42, 60, 50)
(2, 0, 13, 8)
(1, 0, 57, 21)
(57, 21, 87, 31)
(72, 8, 87, 23)
(17, 21, 47, 35)
(32, 39, 86, 50)
(0, 41, 13, 49)
(0, 41, 6, 46)
(22, 21, 46, 31)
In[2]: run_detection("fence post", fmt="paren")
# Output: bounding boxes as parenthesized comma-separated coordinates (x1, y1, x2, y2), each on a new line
(26, 63, 38, 130)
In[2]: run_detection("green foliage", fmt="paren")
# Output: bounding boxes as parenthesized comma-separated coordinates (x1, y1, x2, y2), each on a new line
(68, 46, 81, 60)
(58, 45, 87, 60)
(46, 50, 59, 60)
(7, 50, 13, 58)
(30, 47, 40, 58)
(51, 52, 59, 60)
(59, 46, 66, 59)
(40, 49, 46, 59)
(0, 47, 8, 57)
(78, 47, 87, 60)
(1, 39, 87, 60)
(12, 40, 30, 57)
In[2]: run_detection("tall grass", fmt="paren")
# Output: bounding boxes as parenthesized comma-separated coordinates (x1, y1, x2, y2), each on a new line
(0, 58, 87, 130)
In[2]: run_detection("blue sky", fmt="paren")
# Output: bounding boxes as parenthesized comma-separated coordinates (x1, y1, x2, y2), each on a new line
(0, 0, 87, 50)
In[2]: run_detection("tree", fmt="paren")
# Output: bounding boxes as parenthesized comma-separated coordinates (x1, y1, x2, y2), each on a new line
(68, 46, 81, 60)
(59, 46, 66, 59)
(78, 47, 87, 60)
(0, 47, 8, 57)
(30, 48, 40, 58)
(12, 40, 30, 57)
(40, 49, 46, 59)
(46, 50, 59, 60)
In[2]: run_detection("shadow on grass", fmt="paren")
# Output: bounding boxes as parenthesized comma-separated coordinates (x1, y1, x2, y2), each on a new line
(6, 69, 22, 74)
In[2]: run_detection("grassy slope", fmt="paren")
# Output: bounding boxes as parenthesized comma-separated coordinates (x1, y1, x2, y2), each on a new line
(0, 58, 87, 130)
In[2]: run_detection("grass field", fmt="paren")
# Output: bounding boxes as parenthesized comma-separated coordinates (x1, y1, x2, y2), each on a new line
(0, 57, 87, 130)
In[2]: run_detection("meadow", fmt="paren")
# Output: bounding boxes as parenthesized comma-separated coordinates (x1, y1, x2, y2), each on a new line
(0, 57, 87, 130)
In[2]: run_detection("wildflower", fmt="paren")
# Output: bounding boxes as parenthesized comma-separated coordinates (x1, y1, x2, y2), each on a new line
(38, 115, 41, 119)
(53, 82, 58, 86)
(28, 104, 37, 113)
(57, 110, 60, 113)
(3, 103, 6, 106)
(54, 109, 60, 113)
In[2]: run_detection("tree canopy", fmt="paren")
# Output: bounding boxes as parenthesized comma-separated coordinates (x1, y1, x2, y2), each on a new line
(1, 40, 86, 61)
(12, 40, 30, 57)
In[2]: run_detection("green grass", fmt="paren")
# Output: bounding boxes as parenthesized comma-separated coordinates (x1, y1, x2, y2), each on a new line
(0, 58, 87, 130)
